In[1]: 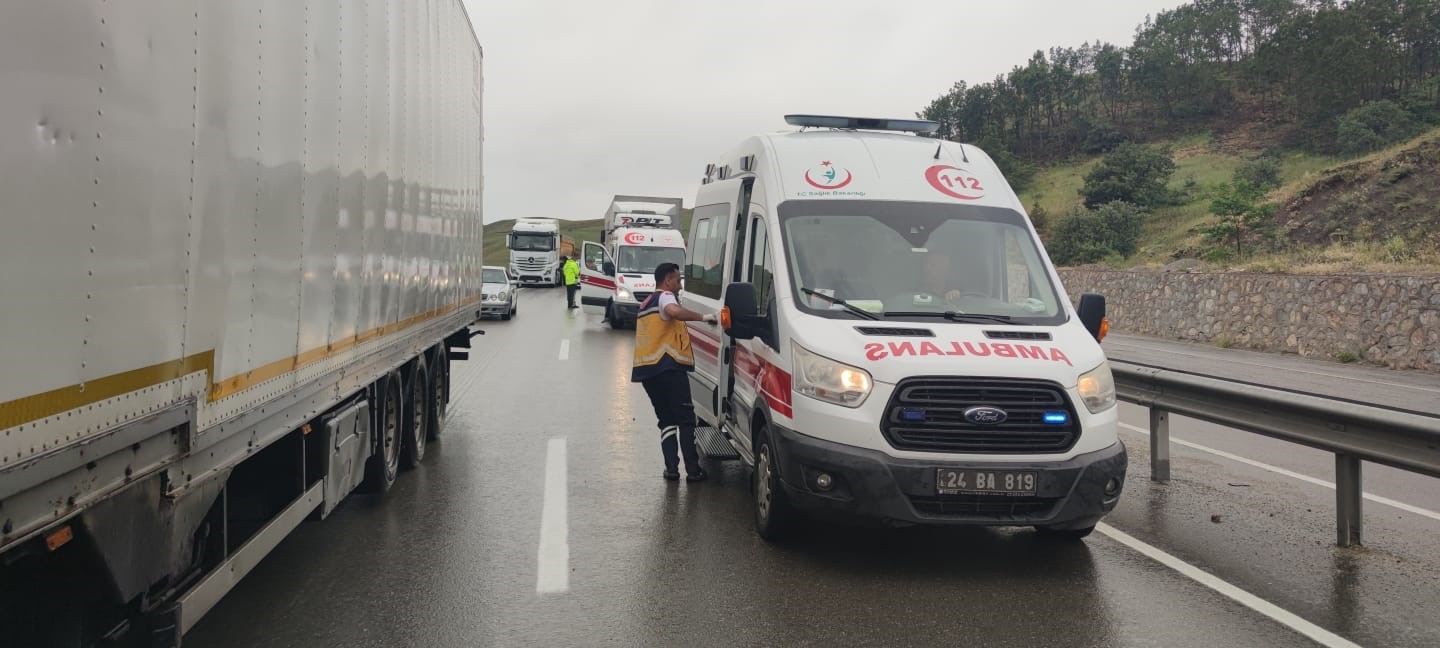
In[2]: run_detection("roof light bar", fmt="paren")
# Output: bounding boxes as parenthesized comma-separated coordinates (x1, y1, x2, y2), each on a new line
(784, 114, 940, 134)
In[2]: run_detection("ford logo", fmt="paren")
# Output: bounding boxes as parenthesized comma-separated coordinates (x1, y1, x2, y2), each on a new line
(963, 406, 1008, 425)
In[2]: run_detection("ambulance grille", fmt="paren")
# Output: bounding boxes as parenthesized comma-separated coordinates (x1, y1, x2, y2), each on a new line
(881, 377, 1079, 454)
(983, 330, 1052, 341)
(854, 326, 934, 337)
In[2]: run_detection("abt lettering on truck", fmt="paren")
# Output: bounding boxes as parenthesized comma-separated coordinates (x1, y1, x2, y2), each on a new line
(863, 340, 1073, 365)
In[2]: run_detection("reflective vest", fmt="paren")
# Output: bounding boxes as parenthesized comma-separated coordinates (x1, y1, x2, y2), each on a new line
(630, 292, 694, 382)
(563, 260, 580, 285)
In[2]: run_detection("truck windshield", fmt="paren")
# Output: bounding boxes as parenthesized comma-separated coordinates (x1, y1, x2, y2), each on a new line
(482, 269, 507, 283)
(509, 232, 555, 252)
(777, 200, 1065, 325)
(616, 245, 686, 275)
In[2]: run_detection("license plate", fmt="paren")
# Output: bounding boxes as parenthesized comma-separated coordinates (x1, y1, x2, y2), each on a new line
(936, 469, 1037, 495)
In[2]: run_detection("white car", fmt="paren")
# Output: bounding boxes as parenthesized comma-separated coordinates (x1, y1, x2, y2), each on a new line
(481, 266, 518, 320)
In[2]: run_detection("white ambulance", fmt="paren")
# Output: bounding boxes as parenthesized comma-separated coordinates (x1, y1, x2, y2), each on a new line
(683, 115, 1124, 541)
(579, 226, 688, 328)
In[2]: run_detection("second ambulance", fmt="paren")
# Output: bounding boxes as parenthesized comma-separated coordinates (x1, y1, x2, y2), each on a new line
(681, 115, 1125, 541)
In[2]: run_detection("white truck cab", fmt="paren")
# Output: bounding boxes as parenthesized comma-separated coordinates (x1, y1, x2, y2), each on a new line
(508, 218, 564, 286)
(579, 196, 687, 328)
(682, 115, 1124, 541)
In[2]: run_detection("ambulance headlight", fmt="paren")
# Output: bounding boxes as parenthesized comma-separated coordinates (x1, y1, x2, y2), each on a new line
(1077, 361, 1117, 413)
(617, 288, 631, 300)
(793, 343, 872, 408)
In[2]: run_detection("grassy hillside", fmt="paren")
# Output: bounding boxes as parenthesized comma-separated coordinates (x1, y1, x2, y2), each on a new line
(1018, 127, 1440, 272)
(482, 209, 693, 267)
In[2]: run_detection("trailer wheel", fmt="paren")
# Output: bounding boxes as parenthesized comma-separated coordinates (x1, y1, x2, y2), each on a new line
(362, 375, 403, 493)
(428, 347, 449, 441)
(401, 357, 430, 469)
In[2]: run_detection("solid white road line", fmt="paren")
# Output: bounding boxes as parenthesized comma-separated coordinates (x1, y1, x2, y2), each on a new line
(1119, 422, 1440, 523)
(558, 339, 570, 361)
(1096, 523, 1361, 648)
(537, 438, 570, 594)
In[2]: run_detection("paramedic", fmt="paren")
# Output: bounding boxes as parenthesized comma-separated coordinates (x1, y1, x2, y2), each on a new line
(632, 262, 716, 482)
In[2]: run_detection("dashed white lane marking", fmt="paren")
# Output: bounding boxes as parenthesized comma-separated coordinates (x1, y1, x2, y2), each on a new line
(1096, 523, 1361, 648)
(537, 438, 569, 594)
(558, 339, 570, 361)
(1119, 422, 1440, 523)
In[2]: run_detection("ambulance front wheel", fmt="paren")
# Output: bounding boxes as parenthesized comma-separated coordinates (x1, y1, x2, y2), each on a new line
(753, 425, 800, 541)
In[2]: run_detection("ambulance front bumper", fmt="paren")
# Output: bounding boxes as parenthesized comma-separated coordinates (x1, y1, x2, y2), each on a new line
(771, 424, 1127, 529)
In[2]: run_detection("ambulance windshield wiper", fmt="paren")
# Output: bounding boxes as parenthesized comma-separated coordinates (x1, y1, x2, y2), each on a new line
(800, 288, 881, 321)
(885, 311, 1018, 324)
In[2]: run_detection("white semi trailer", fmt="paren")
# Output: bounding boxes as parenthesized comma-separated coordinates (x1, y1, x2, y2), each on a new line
(0, 1, 484, 644)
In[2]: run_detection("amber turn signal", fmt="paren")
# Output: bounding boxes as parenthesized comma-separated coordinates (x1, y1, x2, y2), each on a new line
(720, 307, 732, 330)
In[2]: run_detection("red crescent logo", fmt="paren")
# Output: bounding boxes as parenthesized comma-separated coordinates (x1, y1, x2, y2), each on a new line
(925, 165, 986, 200)
(623, 232, 646, 244)
(804, 168, 853, 189)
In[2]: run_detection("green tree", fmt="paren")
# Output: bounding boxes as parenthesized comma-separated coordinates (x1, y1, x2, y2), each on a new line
(1080, 143, 1178, 208)
(1048, 201, 1147, 266)
(1202, 181, 1276, 258)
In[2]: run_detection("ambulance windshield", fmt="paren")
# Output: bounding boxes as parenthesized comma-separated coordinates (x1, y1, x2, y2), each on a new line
(778, 200, 1064, 324)
(617, 245, 686, 275)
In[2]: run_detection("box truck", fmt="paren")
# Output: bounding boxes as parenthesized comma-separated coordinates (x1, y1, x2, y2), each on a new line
(0, 1, 484, 643)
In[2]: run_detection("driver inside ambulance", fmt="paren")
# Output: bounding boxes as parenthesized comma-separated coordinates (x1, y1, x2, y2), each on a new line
(919, 250, 973, 306)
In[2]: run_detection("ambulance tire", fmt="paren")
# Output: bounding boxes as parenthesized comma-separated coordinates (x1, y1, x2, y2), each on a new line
(752, 425, 800, 542)
(606, 301, 623, 330)
(1034, 525, 1096, 541)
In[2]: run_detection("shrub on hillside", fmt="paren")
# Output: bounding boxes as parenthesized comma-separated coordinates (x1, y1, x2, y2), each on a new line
(1080, 143, 1177, 209)
(1336, 100, 1420, 156)
(1048, 201, 1146, 266)
(1233, 156, 1283, 191)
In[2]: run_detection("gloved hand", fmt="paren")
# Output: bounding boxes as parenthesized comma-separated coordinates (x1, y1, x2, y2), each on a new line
(702, 313, 718, 324)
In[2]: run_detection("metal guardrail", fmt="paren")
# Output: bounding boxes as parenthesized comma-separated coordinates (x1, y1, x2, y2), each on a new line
(1111, 361, 1440, 547)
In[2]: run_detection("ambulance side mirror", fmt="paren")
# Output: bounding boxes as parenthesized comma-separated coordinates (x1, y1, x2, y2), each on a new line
(722, 282, 762, 341)
(1078, 293, 1107, 341)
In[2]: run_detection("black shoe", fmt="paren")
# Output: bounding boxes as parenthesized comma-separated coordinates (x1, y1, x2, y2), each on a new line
(686, 469, 708, 483)
(663, 470, 680, 481)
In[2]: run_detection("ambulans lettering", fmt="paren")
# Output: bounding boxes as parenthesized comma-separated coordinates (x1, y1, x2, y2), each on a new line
(862, 340, 1073, 366)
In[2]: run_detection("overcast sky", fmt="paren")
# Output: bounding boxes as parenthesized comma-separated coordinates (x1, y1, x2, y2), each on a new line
(461, 0, 1190, 224)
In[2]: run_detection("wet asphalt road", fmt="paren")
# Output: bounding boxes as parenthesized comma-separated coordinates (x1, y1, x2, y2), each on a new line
(188, 288, 1440, 647)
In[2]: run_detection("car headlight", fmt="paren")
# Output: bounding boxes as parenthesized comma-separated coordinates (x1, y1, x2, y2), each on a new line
(497, 291, 508, 301)
(793, 343, 872, 408)
(617, 288, 631, 300)
(1077, 361, 1117, 413)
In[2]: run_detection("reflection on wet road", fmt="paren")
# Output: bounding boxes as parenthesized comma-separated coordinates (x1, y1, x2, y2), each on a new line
(189, 288, 1440, 647)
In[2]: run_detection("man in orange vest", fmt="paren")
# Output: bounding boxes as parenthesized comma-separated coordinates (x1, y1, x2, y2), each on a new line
(631, 262, 716, 482)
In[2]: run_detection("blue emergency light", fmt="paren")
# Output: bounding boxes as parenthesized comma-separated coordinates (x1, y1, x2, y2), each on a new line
(784, 114, 940, 134)
(899, 408, 927, 422)
(1043, 412, 1069, 425)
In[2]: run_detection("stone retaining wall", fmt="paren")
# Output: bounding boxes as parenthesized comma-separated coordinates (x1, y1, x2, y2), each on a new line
(1057, 269, 1440, 371)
